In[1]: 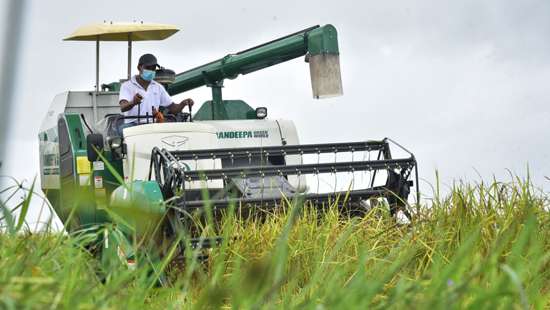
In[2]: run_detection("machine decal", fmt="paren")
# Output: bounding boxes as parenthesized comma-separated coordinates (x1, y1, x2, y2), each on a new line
(43, 166, 60, 176)
(76, 156, 91, 174)
(93, 161, 105, 171)
(216, 130, 269, 139)
(161, 135, 189, 148)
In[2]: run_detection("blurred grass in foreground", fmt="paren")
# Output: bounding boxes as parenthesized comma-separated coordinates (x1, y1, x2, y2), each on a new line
(0, 176, 549, 309)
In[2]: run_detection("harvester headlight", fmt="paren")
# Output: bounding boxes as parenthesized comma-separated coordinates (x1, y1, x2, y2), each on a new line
(107, 137, 125, 160)
(256, 107, 267, 119)
(109, 137, 122, 149)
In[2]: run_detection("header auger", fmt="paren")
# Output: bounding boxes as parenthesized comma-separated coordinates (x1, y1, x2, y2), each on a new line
(39, 22, 418, 269)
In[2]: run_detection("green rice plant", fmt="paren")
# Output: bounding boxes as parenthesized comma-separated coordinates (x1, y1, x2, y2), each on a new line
(0, 174, 548, 309)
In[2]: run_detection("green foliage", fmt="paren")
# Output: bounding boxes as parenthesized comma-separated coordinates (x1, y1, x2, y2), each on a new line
(0, 176, 549, 309)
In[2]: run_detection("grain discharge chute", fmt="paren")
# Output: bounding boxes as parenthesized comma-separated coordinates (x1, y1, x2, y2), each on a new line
(38, 22, 418, 266)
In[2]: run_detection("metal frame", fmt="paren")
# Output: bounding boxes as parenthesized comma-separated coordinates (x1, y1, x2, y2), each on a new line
(92, 34, 134, 123)
(148, 138, 419, 214)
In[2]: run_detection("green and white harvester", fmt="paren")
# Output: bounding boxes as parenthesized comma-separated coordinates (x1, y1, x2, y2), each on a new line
(38, 22, 418, 267)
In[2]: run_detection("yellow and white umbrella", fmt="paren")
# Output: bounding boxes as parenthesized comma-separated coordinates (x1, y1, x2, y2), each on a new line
(64, 22, 180, 122)
(64, 22, 179, 41)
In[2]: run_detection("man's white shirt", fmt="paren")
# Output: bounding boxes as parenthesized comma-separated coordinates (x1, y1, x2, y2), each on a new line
(119, 75, 172, 123)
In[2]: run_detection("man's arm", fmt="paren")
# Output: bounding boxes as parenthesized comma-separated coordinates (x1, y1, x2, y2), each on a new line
(159, 86, 194, 114)
(120, 94, 143, 112)
(167, 98, 194, 114)
(119, 83, 143, 112)
(119, 100, 133, 112)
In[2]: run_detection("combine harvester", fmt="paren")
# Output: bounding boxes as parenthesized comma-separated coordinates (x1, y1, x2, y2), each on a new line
(38, 22, 418, 262)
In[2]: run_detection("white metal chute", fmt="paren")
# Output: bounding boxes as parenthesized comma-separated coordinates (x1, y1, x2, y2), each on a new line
(309, 54, 343, 99)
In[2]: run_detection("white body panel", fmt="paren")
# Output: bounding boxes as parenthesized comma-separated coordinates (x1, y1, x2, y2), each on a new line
(122, 119, 306, 190)
(39, 91, 120, 189)
(39, 91, 306, 192)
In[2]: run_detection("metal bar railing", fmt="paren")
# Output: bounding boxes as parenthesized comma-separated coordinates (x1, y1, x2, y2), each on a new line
(180, 158, 416, 182)
(169, 140, 390, 161)
(148, 139, 419, 207)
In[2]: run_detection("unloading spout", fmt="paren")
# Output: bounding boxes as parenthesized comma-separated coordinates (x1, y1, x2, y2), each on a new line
(309, 53, 343, 99)
(306, 24, 343, 99)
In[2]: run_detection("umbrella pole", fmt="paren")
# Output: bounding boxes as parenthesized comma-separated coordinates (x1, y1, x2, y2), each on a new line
(127, 34, 132, 80)
(93, 37, 99, 123)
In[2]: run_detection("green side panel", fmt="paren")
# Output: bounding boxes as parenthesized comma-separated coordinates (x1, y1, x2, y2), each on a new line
(194, 100, 256, 121)
(66, 114, 87, 152)
(57, 113, 122, 232)
(44, 189, 61, 215)
(99, 156, 123, 190)
(307, 24, 339, 55)
(57, 113, 95, 231)
(68, 114, 94, 225)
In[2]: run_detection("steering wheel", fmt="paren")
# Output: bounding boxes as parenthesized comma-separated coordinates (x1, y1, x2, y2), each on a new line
(174, 112, 190, 122)
(159, 106, 190, 122)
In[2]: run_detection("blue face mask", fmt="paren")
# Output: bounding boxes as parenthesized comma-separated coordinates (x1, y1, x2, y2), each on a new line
(141, 69, 156, 81)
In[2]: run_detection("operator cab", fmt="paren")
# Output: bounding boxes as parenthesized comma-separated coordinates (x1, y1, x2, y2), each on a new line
(92, 66, 191, 150)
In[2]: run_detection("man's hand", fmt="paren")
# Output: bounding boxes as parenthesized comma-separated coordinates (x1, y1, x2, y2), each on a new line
(152, 107, 165, 123)
(133, 93, 143, 106)
(180, 98, 194, 108)
(168, 98, 195, 115)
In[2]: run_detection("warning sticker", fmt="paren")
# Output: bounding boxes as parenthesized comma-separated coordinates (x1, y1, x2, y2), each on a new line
(94, 176, 103, 189)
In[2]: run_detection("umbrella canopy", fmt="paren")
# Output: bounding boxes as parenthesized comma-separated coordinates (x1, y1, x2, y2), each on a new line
(64, 22, 179, 41)
(63, 22, 180, 122)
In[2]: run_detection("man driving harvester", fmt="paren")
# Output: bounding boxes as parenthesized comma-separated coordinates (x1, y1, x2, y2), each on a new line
(119, 53, 193, 126)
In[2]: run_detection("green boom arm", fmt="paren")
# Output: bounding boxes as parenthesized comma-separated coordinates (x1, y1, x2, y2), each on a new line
(167, 24, 342, 119)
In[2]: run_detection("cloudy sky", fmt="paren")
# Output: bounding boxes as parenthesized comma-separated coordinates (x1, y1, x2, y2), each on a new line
(1, 0, 549, 225)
